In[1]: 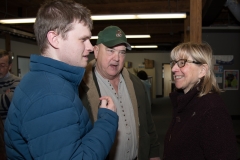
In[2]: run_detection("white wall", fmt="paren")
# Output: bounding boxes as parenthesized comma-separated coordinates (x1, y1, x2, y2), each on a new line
(125, 52, 170, 96)
(0, 38, 40, 75)
(1, 38, 171, 96)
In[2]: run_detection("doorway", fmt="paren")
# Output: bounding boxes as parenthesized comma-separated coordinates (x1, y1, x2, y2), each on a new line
(162, 63, 172, 97)
(17, 56, 30, 78)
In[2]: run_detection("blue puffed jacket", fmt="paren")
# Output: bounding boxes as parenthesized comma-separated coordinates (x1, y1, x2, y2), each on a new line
(4, 55, 118, 160)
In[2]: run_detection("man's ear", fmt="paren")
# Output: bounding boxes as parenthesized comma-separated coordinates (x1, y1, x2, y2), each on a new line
(94, 45, 99, 59)
(8, 63, 12, 71)
(198, 64, 208, 79)
(47, 31, 59, 49)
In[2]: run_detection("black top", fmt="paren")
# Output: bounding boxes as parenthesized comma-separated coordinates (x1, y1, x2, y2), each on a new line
(163, 86, 238, 160)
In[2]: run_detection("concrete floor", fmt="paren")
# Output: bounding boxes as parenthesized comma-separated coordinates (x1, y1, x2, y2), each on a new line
(151, 97, 240, 159)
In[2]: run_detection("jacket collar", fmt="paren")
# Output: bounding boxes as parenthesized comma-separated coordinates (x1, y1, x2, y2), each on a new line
(170, 86, 199, 113)
(30, 54, 85, 86)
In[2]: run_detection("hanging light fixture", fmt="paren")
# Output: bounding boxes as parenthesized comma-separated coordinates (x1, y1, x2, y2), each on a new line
(0, 13, 186, 24)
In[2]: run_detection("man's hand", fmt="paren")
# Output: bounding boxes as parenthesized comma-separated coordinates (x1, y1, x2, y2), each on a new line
(99, 96, 117, 112)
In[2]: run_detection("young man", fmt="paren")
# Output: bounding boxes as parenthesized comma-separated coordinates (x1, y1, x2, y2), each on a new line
(0, 50, 20, 122)
(79, 26, 161, 160)
(4, 1, 118, 159)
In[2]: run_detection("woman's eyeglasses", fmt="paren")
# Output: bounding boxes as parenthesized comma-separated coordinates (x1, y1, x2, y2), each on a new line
(170, 59, 202, 68)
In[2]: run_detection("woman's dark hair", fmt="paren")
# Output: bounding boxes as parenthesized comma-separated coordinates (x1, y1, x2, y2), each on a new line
(137, 70, 148, 80)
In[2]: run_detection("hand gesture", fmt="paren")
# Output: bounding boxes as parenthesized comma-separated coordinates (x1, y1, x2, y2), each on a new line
(99, 96, 116, 112)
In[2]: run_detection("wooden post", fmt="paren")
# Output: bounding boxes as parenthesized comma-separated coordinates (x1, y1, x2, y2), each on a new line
(5, 33, 11, 52)
(184, 15, 190, 42)
(190, 0, 202, 43)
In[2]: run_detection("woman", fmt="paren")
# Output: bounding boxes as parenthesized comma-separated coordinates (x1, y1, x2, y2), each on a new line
(163, 42, 238, 160)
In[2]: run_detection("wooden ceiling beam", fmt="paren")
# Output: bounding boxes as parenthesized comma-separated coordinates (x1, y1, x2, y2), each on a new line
(86, 1, 190, 14)
(0, 0, 214, 47)
(90, 33, 181, 45)
(127, 35, 181, 44)
(91, 24, 184, 35)
(1, 21, 184, 36)
(0, 1, 190, 19)
(190, 0, 202, 43)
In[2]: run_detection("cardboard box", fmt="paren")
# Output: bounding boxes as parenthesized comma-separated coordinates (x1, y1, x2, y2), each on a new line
(144, 59, 154, 69)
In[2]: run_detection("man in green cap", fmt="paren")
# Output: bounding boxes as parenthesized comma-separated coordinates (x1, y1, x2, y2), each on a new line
(79, 26, 160, 160)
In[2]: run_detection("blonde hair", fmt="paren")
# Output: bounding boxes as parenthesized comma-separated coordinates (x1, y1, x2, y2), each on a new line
(170, 42, 222, 97)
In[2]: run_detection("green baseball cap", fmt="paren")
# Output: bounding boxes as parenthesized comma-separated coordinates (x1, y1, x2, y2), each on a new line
(96, 26, 132, 50)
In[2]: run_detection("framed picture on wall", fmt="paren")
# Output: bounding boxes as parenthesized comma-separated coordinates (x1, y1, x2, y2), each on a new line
(223, 70, 239, 90)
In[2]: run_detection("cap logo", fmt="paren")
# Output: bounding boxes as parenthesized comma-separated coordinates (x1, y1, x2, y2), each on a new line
(116, 30, 122, 37)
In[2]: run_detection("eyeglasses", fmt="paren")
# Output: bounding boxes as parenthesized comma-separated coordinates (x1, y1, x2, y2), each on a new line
(0, 63, 9, 69)
(170, 59, 202, 68)
(105, 48, 126, 57)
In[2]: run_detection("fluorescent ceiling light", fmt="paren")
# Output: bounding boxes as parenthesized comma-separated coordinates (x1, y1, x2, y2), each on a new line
(131, 45, 158, 48)
(90, 36, 98, 39)
(0, 13, 186, 24)
(137, 13, 186, 19)
(126, 35, 150, 38)
(92, 13, 186, 20)
(92, 15, 136, 20)
(0, 18, 36, 24)
(91, 35, 150, 39)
